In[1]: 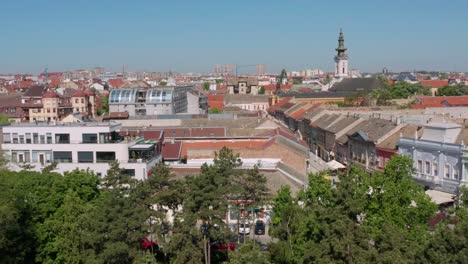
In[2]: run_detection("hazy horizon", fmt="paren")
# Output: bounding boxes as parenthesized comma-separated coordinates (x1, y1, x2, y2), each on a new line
(1, 0, 467, 74)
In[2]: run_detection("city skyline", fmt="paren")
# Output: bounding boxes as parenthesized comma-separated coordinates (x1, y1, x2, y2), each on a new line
(1, 0, 468, 74)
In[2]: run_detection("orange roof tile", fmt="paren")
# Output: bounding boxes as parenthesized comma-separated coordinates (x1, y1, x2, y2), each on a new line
(420, 80, 448, 88)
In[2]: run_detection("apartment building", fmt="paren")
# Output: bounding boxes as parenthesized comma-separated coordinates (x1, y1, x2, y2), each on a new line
(399, 123, 467, 194)
(108, 86, 207, 116)
(1, 122, 160, 180)
(20, 85, 96, 122)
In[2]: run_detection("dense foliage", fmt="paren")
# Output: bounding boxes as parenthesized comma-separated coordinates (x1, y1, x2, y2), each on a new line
(268, 155, 467, 263)
(1, 152, 466, 263)
(0, 147, 270, 263)
(436, 84, 468, 96)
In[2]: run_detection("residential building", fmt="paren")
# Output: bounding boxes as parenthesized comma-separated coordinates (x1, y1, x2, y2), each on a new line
(20, 86, 96, 122)
(226, 77, 259, 95)
(1, 122, 160, 180)
(347, 118, 402, 171)
(224, 94, 269, 112)
(108, 86, 206, 116)
(399, 123, 467, 193)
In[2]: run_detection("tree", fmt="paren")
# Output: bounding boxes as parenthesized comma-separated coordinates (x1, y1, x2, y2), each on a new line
(230, 241, 270, 264)
(203, 82, 210, 90)
(277, 69, 288, 87)
(97, 95, 108, 115)
(258, 86, 265, 94)
(437, 84, 468, 96)
(371, 88, 393, 106)
(0, 114, 9, 124)
(208, 107, 222, 114)
(439, 72, 448, 80)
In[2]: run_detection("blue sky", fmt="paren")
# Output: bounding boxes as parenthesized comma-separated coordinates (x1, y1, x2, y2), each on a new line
(1, 0, 467, 74)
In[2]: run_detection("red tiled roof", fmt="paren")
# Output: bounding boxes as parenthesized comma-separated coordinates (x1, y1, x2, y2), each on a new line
(48, 78, 61, 88)
(162, 140, 182, 160)
(84, 88, 95, 96)
(42, 90, 59, 98)
(208, 94, 224, 108)
(140, 130, 163, 140)
(181, 139, 272, 157)
(163, 128, 191, 138)
(72, 89, 86, 97)
(411, 96, 468, 109)
(108, 78, 124, 88)
(288, 104, 319, 120)
(420, 80, 448, 88)
(263, 84, 292, 91)
(267, 97, 293, 114)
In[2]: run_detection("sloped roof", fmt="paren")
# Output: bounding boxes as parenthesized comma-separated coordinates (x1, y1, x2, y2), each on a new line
(412, 96, 468, 109)
(420, 80, 448, 88)
(348, 118, 397, 143)
(23, 85, 46, 97)
(329, 77, 385, 93)
(377, 124, 423, 150)
(336, 119, 370, 145)
(326, 116, 359, 134)
(162, 140, 182, 160)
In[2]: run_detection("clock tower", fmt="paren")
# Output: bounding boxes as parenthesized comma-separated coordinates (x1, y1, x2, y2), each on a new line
(334, 29, 349, 78)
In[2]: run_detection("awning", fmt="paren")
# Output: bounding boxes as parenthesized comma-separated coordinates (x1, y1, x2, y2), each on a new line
(327, 160, 345, 170)
(129, 144, 154, 150)
(425, 189, 455, 205)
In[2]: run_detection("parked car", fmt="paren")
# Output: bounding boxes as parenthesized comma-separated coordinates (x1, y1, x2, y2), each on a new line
(255, 220, 265, 235)
(238, 223, 250, 235)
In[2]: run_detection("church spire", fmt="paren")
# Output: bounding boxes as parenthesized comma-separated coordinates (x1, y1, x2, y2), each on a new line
(336, 28, 347, 59)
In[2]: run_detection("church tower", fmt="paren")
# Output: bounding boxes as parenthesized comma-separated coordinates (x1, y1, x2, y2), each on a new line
(334, 29, 349, 78)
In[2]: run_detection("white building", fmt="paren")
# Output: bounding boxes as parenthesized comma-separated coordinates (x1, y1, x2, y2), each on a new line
(1, 122, 160, 180)
(398, 123, 467, 194)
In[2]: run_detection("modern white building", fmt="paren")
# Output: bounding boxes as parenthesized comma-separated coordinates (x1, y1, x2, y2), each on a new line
(1, 122, 160, 180)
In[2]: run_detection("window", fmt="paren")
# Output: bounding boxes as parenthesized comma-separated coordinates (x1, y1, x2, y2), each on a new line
(53, 151, 72, 163)
(32, 151, 38, 163)
(24, 152, 30, 162)
(417, 160, 423, 173)
(454, 168, 459, 180)
(3, 133, 11, 143)
(40, 135, 45, 144)
(445, 164, 450, 178)
(121, 169, 135, 177)
(55, 134, 70, 144)
(46, 133, 52, 144)
(33, 133, 39, 144)
(82, 133, 98, 143)
(81, 98, 84, 103)
(47, 108, 50, 113)
(26, 133, 31, 143)
(12, 133, 18, 144)
(78, 152, 93, 163)
(75, 99, 79, 104)
(19, 135, 24, 144)
(425, 161, 430, 174)
(96, 152, 115, 163)
(433, 162, 438, 176)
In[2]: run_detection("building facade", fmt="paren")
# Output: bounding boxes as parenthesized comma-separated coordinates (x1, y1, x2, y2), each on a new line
(1, 122, 160, 180)
(108, 86, 206, 116)
(398, 123, 466, 194)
